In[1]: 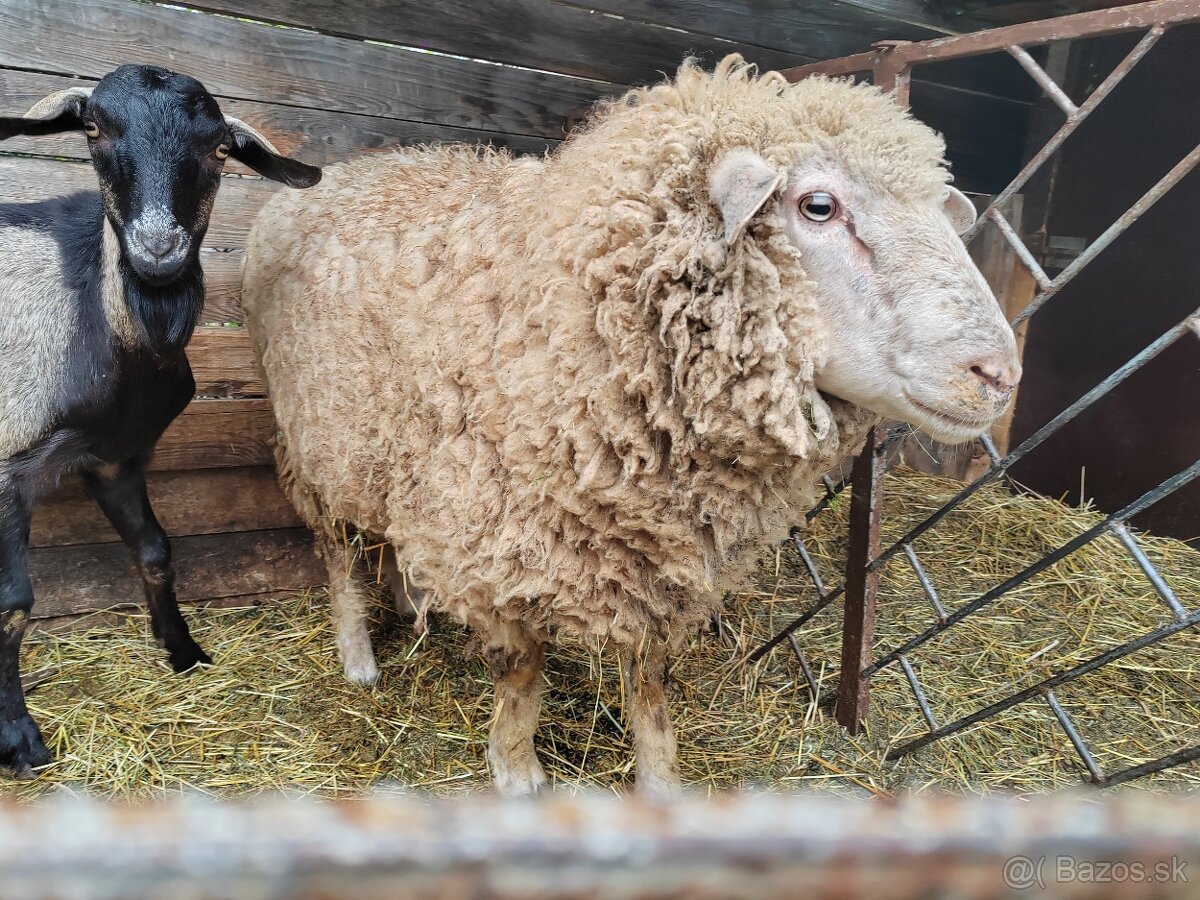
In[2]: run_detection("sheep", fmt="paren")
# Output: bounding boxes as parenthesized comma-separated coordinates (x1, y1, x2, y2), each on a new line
(242, 56, 1021, 796)
(0, 64, 321, 775)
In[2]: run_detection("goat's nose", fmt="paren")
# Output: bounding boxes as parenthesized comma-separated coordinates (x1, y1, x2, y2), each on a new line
(139, 230, 182, 261)
(968, 356, 1021, 397)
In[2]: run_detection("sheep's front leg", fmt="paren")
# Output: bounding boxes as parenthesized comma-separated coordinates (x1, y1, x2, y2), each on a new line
(0, 475, 50, 775)
(487, 633, 547, 796)
(380, 545, 426, 625)
(83, 459, 210, 673)
(624, 641, 681, 799)
(320, 537, 379, 685)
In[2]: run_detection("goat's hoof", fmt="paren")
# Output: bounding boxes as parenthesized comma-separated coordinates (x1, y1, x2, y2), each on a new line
(343, 656, 380, 686)
(168, 640, 213, 674)
(0, 713, 50, 776)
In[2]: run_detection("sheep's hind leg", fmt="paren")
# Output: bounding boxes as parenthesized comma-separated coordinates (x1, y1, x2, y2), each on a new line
(83, 459, 210, 673)
(487, 631, 547, 796)
(321, 537, 379, 686)
(380, 545, 426, 625)
(624, 641, 681, 799)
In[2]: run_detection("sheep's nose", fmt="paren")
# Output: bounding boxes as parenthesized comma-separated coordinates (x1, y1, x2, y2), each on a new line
(139, 230, 182, 261)
(968, 357, 1021, 398)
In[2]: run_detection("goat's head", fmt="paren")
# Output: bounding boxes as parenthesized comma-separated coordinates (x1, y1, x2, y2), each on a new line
(1, 64, 321, 285)
(711, 149, 1020, 445)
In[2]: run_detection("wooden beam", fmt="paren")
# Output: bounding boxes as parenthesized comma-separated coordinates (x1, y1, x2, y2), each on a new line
(188, 328, 264, 398)
(153, 399, 276, 471)
(175, 0, 810, 86)
(27, 528, 322, 619)
(30, 467, 301, 549)
(0, 0, 617, 140)
(0, 68, 557, 170)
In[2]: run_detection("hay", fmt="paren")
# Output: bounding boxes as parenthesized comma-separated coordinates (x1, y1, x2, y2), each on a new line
(8, 467, 1200, 800)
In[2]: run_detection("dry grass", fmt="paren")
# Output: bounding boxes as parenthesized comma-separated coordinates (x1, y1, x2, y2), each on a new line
(7, 467, 1200, 801)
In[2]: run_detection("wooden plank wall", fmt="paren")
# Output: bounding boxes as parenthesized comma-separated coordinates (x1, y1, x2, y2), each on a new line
(1, 0, 1049, 621)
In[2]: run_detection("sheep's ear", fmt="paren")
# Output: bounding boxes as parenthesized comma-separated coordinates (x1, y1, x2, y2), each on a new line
(0, 87, 92, 140)
(943, 186, 977, 235)
(709, 150, 785, 243)
(224, 116, 322, 189)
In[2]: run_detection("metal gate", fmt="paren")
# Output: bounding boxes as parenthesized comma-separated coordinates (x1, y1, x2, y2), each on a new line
(750, 0, 1200, 788)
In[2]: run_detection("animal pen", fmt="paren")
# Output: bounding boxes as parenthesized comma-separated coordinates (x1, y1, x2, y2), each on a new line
(1, 0, 1199, 893)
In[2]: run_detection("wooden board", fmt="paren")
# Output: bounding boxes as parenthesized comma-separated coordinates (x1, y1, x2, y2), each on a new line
(177, 0, 811, 86)
(0, 68, 557, 169)
(153, 399, 276, 471)
(30, 467, 301, 549)
(189, 328, 263, 398)
(27, 528, 322, 619)
(0, 0, 618, 140)
(0, 156, 272, 250)
(200, 252, 245, 325)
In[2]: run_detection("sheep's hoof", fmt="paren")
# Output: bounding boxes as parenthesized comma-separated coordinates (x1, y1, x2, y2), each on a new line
(342, 655, 380, 686)
(489, 744, 548, 797)
(0, 713, 50, 777)
(168, 639, 212, 674)
(636, 771, 683, 801)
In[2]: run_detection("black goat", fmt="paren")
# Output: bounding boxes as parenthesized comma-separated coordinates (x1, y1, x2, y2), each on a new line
(0, 65, 320, 774)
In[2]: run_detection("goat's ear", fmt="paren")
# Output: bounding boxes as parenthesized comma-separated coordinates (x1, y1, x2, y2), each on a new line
(224, 117, 322, 188)
(709, 150, 785, 243)
(0, 87, 92, 140)
(943, 186, 977, 235)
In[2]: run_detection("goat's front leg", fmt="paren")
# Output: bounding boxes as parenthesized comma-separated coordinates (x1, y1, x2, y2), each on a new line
(0, 475, 50, 774)
(487, 629, 547, 796)
(83, 459, 210, 673)
(624, 640, 681, 798)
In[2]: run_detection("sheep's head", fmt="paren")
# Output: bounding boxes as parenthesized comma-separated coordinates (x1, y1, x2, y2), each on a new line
(708, 101, 1020, 446)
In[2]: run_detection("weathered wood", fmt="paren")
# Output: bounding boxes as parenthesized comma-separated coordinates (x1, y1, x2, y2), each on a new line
(0, 68, 556, 169)
(200, 251, 245, 325)
(177, 0, 811, 86)
(30, 467, 300, 549)
(152, 399, 276, 471)
(0, 156, 272, 250)
(0, 0, 617, 139)
(189, 328, 264, 398)
(27, 528, 321, 619)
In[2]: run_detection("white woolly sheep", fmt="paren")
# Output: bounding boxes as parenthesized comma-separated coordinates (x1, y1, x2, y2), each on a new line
(242, 56, 1020, 796)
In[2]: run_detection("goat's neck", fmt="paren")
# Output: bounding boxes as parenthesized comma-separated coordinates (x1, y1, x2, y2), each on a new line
(100, 218, 204, 359)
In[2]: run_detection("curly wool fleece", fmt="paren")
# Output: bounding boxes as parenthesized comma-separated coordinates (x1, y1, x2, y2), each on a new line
(243, 56, 949, 651)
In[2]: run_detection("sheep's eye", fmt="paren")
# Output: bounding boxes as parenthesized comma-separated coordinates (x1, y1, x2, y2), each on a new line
(215, 144, 231, 160)
(799, 192, 838, 223)
(83, 122, 100, 139)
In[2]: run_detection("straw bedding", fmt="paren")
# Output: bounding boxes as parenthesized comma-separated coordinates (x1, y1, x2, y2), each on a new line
(8, 467, 1199, 800)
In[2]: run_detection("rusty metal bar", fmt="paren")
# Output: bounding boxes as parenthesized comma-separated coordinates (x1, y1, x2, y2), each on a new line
(787, 632, 821, 699)
(1102, 743, 1200, 787)
(1044, 689, 1105, 783)
(962, 26, 1165, 245)
(870, 457, 1200, 678)
(888, 599, 1200, 761)
(1109, 522, 1189, 621)
(0, 793, 1199, 897)
(987, 207, 1053, 291)
(783, 0, 1200, 81)
(902, 543, 948, 622)
(979, 434, 1002, 466)
(1007, 44, 1078, 116)
(835, 427, 886, 733)
(899, 654, 939, 731)
(1012, 141, 1200, 327)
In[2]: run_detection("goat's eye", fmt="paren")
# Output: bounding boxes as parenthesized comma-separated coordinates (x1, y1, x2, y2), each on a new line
(799, 192, 838, 223)
(83, 122, 100, 139)
(215, 144, 231, 160)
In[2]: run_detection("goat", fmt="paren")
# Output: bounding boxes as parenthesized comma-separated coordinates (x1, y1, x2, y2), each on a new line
(0, 64, 320, 775)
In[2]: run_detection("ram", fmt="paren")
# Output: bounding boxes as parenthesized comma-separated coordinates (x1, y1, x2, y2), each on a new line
(0, 64, 320, 774)
(243, 57, 1020, 796)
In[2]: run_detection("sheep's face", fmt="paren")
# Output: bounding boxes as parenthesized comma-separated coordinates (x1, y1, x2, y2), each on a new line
(0, 65, 321, 286)
(711, 152, 1021, 444)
